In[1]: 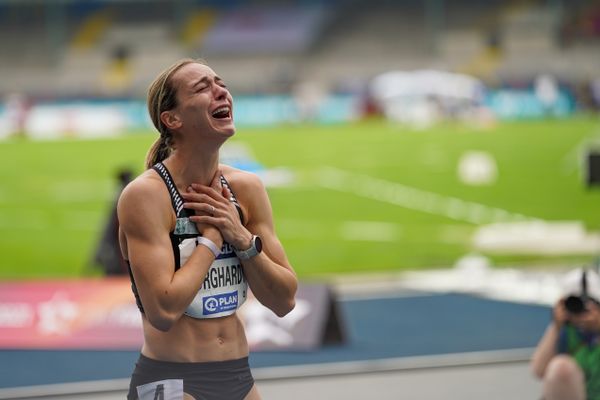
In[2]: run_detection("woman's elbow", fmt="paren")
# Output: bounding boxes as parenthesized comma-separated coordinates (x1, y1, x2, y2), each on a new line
(274, 298, 296, 318)
(530, 360, 546, 380)
(147, 310, 178, 332)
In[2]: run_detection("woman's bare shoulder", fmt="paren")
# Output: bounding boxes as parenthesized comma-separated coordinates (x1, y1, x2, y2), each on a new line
(219, 164, 270, 225)
(120, 169, 164, 201)
(118, 169, 172, 222)
(219, 164, 264, 192)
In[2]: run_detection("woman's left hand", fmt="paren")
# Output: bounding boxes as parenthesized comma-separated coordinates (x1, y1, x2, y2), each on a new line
(184, 171, 252, 250)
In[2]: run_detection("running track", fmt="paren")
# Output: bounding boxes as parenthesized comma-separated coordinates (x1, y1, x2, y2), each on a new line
(0, 289, 550, 398)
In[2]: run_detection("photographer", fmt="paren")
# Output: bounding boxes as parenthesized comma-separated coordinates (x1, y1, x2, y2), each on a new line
(531, 268, 600, 400)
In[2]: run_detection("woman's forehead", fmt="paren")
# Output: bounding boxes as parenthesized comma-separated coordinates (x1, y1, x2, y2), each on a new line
(174, 63, 218, 84)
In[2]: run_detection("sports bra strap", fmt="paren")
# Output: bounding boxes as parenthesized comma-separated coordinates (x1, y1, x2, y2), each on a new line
(220, 175, 245, 224)
(153, 162, 185, 216)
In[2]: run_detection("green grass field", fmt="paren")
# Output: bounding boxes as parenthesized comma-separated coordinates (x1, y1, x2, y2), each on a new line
(1, 116, 600, 280)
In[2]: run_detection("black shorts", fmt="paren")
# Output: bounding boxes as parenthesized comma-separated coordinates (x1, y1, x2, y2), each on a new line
(127, 354, 255, 400)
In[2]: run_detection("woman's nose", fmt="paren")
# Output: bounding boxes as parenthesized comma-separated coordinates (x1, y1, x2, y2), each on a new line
(213, 84, 228, 100)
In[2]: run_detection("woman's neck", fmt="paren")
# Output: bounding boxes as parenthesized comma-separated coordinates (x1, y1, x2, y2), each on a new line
(164, 145, 220, 189)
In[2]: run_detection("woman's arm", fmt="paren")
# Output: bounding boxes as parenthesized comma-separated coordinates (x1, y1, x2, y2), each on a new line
(232, 175, 297, 317)
(186, 171, 297, 317)
(118, 176, 223, 331)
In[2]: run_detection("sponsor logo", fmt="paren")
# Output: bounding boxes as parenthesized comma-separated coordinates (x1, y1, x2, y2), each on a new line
(203, 291, 238, 315)
(201, 263, 245, 290)
(218, 243, 236, 258)
(174, 218, 199, 235)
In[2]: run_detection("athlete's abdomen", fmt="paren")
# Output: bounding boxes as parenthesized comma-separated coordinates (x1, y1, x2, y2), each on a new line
(140, 312, 248, 363)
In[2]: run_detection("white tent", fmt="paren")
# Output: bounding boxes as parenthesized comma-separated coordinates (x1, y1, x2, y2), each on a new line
(369, 70, 486, 126)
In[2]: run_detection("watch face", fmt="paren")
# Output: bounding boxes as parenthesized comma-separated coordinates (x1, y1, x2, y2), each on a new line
(254, 235, 263, 253)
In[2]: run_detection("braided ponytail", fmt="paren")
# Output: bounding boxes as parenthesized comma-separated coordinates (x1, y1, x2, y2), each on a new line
(145, 135, 171, 169)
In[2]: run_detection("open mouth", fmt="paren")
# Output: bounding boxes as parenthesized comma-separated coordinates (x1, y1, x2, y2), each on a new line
(211, 106, 231, 119)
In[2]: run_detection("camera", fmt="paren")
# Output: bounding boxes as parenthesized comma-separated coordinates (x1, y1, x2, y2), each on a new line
(564, 295, 587, 315)
(561, 267, 600, 316)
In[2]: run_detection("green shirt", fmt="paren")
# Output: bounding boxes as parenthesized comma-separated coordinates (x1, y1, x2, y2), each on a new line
(560, 324, 600, 400)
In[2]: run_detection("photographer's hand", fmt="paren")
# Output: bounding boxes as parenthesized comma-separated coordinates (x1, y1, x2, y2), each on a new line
(552, 298, 569, 328)
(572, 301, 600, 333)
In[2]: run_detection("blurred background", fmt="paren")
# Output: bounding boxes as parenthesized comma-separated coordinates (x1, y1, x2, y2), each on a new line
(1, 0, 600, 398)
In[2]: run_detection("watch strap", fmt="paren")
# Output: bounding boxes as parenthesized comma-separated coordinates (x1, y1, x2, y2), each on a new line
(235, 235, 260, 260)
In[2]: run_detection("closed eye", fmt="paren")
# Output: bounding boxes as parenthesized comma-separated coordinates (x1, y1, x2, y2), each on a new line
(215, 77, 227, 89)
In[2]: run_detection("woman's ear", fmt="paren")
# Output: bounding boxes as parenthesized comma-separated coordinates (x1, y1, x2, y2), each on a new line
(160, 110, 182, 130)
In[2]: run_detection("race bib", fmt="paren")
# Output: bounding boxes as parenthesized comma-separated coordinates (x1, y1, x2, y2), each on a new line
(136, 379, 184, 400)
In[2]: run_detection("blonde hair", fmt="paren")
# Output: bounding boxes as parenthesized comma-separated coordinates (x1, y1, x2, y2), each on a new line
(145, 58, 206, 169)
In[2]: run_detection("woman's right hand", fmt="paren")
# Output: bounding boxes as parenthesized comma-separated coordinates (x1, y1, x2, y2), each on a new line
(182, 186, 223, 249)
(201, 224, 223, 250)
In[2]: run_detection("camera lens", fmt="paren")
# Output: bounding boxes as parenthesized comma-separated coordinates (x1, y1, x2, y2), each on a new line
(565, 296, 585, 314)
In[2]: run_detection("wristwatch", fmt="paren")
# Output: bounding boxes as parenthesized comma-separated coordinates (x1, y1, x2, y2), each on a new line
(235, 235, 263, 260)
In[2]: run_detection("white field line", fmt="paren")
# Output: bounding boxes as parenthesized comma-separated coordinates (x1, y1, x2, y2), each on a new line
(317, 167, 541, 225)
(0, 209, 101, 232)
(340, 220, 400, 242)
(50, 179, 114, 203)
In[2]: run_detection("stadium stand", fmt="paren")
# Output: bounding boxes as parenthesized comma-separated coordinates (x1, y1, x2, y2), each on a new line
(1, 3, 599, 397)
(0, 0, 598, 98)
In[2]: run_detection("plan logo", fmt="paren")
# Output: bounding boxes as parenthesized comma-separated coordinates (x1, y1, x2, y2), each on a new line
(203, 291, 238, 315)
